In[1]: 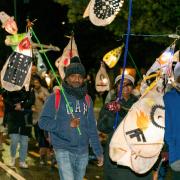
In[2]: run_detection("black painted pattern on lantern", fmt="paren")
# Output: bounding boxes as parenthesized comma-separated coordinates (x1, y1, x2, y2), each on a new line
(126, 128, 147, 142)
(3, 52, 32, 86)
(93, 0, 121, 19)
(150, 105, 165, 129)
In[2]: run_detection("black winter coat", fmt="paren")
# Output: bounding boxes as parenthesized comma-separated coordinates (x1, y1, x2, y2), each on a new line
(97, 95, 152, 180)
(3, 88, 35, 136)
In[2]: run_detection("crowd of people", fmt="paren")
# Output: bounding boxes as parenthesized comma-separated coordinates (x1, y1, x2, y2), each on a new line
(0, 55, 179, 180)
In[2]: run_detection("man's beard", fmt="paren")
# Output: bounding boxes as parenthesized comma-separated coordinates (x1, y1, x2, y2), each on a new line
(70, 82, 82, 88)
(62, 81, 87, 99)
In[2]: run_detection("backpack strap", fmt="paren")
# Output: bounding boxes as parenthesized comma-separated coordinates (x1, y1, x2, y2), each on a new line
(55, 88, 61, 111)
(55, 88, 90, 112)
(85, 94, 91, 107)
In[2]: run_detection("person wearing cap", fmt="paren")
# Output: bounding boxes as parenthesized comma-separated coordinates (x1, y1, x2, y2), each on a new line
(105, 74, 136, 104)
(97, 74, 153, 179)
(163, 62, 180, 179)
(38, 56, 103, 180)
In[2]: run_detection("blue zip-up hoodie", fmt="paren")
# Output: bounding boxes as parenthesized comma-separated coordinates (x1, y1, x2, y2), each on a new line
(163, 88, 180, 164)
(38, 91, 103, 158)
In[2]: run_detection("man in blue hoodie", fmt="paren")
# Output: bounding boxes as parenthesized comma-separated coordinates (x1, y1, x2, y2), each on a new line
(163, 62, 180, 179)
(39, 57, 103, 180)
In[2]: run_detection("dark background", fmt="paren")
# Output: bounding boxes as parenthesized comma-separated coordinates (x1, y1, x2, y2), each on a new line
(0, 0, 177, 77)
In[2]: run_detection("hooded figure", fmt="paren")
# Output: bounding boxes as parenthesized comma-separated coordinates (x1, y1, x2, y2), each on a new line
(63, 56, 87, 99)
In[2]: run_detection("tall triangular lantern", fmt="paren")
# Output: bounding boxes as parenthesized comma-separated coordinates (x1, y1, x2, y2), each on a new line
(146, 44, 175, 76)
(55, 36, 79, 80)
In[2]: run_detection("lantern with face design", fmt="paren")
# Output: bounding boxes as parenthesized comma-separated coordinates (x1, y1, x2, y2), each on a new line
(0, 11, 18, 35)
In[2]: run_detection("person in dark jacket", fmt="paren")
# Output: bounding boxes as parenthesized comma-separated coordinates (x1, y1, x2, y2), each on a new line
(39, 57, 103, 180)
(163, 62, 180, 180)
(85, 73, 96, 103)
(3, 87, 35, 168)
(98, 74, 153, 180)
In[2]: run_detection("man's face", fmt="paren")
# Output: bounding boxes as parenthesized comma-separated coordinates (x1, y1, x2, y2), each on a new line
(33, 79, 41, 90)
(31, 65, 38, 75)
(117, 79, 133, 97)
(66, 74, 84, 88)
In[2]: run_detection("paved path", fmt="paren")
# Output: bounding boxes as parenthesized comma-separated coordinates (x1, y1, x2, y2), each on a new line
(0, 140, 103, 180)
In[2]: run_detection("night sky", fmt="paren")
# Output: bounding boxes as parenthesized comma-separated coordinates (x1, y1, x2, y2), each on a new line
(0, 0, 72, 70)
(0, 0, 124, 75)
(22, 0, 70, 71)
(0, 0, 168, 76)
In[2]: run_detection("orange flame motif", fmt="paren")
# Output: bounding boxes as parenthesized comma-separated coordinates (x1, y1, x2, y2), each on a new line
(136, 111, 149, 131)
